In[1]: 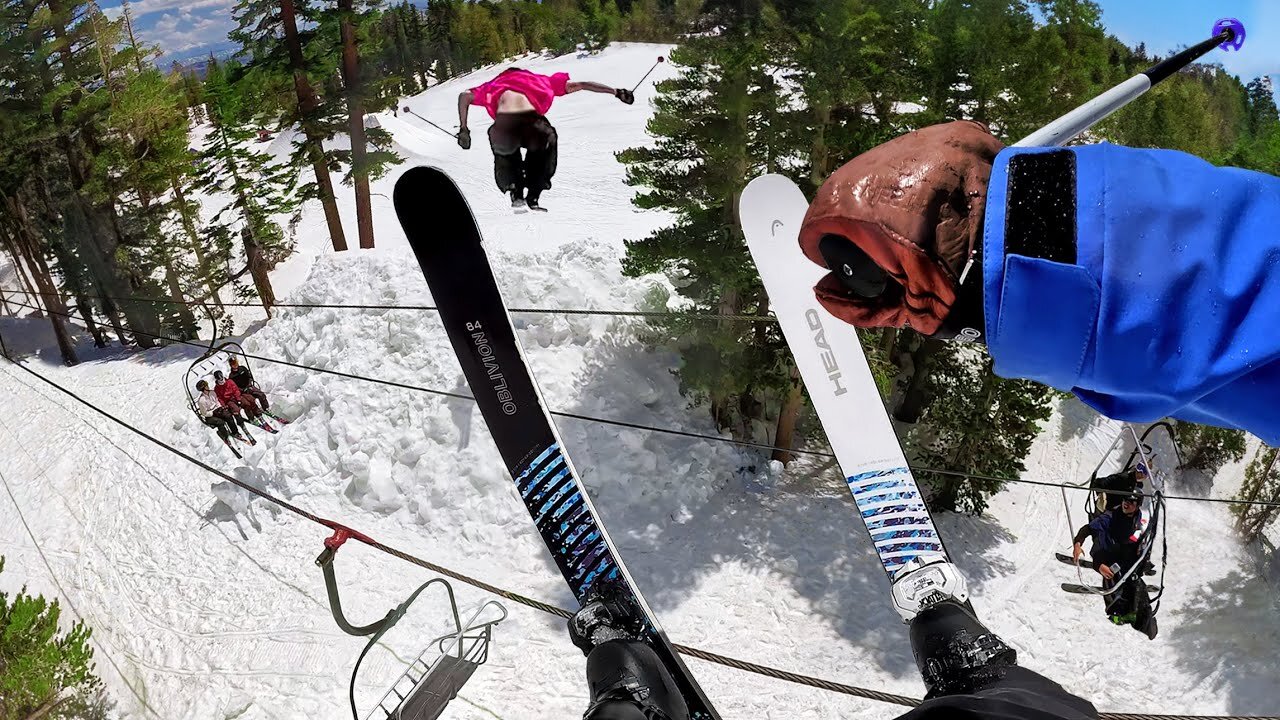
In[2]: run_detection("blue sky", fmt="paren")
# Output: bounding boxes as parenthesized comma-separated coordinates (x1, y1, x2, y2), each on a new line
(101, 0, 239, 64)
(1093, 1, 1278, 91)
(102, 0, 1279, 86)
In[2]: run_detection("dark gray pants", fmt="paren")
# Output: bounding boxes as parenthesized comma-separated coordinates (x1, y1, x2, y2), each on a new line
(489, 111, 558, 200)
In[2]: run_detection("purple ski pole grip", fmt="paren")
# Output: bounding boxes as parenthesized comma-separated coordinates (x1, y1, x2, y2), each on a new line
(1214, 18, 1245, 51)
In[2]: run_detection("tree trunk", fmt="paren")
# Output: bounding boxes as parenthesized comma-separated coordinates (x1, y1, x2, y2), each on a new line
(170, 177, 226, 312)
(280, 0, 349, 252)
(163, 259, 199, 339)
(104, 204, 161, 349)
(810, 103, 832, 187)
(894, 337, 943, 424)
(23, 690, 68, 720)
(880, 327, 898, 364)
(339, 0, 375, 249)
(12, 217, 78, 365)
(100, 289, 131, 345)
(242, 228, 276, 318)
(0, 283, 10, 315)
(74, 292, 108, 347)
(772, 364, 805, 465)
(3, 229, 43, 317)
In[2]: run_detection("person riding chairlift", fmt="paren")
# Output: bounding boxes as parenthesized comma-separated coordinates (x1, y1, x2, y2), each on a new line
(1093, 462, 1149, 512)
(195, 380, 247, 444)
(1072, 490, 1158, 639)
(227, 357, 286, 424)
(214, 370, 266, 425)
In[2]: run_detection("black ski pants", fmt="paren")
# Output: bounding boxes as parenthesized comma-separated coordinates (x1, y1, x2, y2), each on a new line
(241, 385, 270, 410)
(1103, 576, 1157, 635)
(488, 111, 558, 200)
(896, 666, 1099, 719)
(580, 643, 1097, 720)
(202, 409, 238, 439)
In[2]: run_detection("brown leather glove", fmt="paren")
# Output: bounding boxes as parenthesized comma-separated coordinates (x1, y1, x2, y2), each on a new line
(799, 121, 1004, 335)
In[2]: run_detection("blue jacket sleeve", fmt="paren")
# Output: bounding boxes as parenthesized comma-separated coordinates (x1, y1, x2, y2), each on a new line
(1088, 513, 1111, 553)
(983, 143, 1280, 445)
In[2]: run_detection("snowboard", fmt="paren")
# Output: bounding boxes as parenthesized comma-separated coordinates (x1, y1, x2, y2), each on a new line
(739, 174, 962, 621)
(394, 166, 720, 720)
(1054, 552, 1157, 576)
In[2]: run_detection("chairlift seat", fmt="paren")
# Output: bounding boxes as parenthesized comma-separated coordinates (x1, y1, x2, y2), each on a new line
(318, 538, 507, 720)
(388, 654, 476, 720)
(184, 341, 250, 415)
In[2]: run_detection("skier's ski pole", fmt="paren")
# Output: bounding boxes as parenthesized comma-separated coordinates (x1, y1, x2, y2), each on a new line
(401, 107, 458, 140)
(1015, 18, 1245, 147)
(630, 56, 665, 93)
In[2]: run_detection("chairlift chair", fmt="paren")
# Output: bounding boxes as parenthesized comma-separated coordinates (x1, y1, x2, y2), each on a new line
(1062, 423, 1180, 605)
(183, 341, 251, 415)
(317, 529, 507, 720)
(184, 341, 253, 457)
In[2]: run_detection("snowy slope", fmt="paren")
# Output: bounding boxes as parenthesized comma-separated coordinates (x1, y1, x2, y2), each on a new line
(1, 43, 1278, 720)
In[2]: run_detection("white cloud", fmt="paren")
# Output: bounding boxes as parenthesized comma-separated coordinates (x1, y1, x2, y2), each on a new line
(112, 0, 236, 21)
(145, 9, 236, 54)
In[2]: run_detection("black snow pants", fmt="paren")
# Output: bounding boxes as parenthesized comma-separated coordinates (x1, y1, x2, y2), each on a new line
(242, 385, 270, 410)
(202, 409, 238, 439)
(488, 111, 558, 200)
(580, 644, 1098, 720)
(895, 666, 1099, 719)
(1103, 575, 1158, 638)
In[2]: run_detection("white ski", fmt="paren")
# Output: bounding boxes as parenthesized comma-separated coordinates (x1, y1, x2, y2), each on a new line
(739, 174, 965, 621)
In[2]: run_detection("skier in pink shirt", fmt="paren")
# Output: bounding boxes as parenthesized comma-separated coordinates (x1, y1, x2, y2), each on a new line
(457, 67, 635, 211)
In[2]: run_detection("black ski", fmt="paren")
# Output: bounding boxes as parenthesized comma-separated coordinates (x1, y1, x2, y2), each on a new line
(1054, 552, 1156, 576)
(394, 166, 720, 720)
(1061, 583, 1161, 595)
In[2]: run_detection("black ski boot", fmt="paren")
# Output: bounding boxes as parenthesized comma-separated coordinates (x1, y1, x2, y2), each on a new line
(910, 600, 1017, 698)
(511, 188, 527, 212)
(568, 582, 690, 720)
(525, 191, 548, 212)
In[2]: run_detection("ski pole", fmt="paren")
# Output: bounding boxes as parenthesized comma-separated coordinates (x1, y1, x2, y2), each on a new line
(401, 107, 459, 140)
(630, 56, 665, 93)
(1015, 17, 1245, 147)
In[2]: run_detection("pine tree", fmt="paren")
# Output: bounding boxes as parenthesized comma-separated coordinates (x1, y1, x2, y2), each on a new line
(908, 345, 1054, 514)
(324, 0, 401, 248)
(1178, 423, 1247, 475)
(786, 0, 932, 186)
(619, 0, 662, 41)
(453, 2, 506, 68)
(0, 557, 106, 718)
(231, 0, 352, 252)
(542, 0, 586, 55)
(582, 0, 622, 51)
(1234, 445, 1280, 544)
(1245, 76, 1279, 133)
(199, 61, 300, 318)
(423, 0, 461, 80)
(618, 5, 799, 449)
(96, 22, 204, 341)
(0, 0, 168, 354)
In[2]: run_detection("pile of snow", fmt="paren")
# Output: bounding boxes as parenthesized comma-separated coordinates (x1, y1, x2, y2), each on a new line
(0, 43, 1277, 720)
